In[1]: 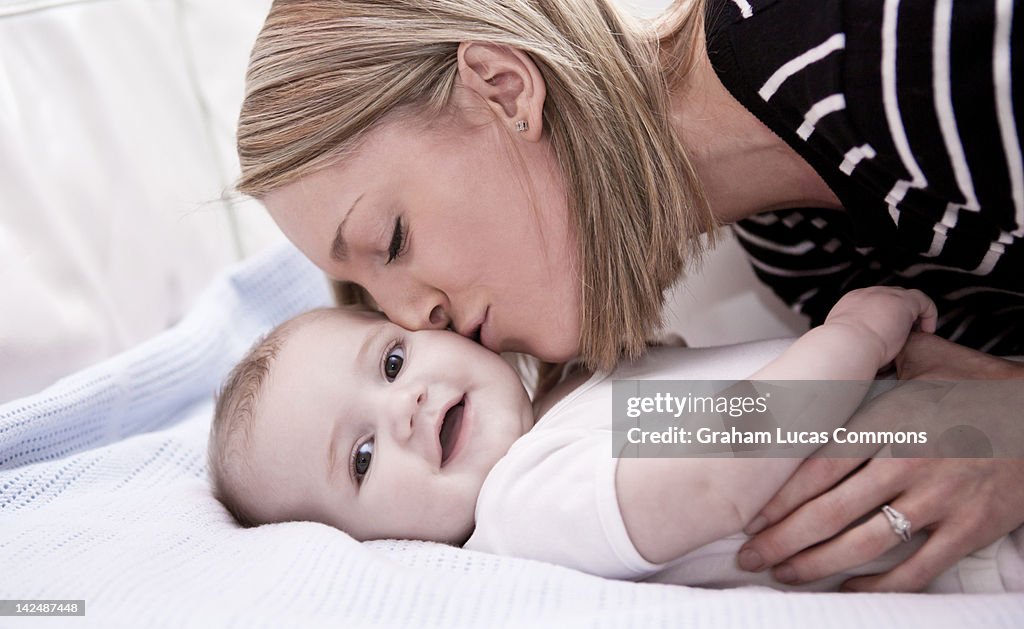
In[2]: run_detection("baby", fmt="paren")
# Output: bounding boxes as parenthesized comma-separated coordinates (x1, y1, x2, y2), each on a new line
(206, 287, 1020, 592)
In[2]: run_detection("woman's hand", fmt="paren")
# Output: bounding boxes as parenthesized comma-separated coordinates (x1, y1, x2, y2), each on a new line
(736, 333, 1024, 591)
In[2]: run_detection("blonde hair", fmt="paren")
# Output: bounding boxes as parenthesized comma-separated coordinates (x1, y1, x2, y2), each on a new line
(237, 0, 715, 370)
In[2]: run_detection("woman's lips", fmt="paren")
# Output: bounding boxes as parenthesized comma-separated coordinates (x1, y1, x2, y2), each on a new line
(478, 307, 497, 352)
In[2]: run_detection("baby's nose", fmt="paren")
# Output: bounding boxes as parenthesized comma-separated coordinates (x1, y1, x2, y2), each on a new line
(392, 388, 427, 442)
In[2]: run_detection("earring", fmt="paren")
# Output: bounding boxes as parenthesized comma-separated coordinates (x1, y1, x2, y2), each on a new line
(515, 120, 529, 133)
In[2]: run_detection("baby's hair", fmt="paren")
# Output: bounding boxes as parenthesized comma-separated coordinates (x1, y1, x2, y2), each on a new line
(207, 308, 340, 526)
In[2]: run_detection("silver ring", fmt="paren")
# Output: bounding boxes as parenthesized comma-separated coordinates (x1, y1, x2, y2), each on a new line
(881, 505, 912, 542)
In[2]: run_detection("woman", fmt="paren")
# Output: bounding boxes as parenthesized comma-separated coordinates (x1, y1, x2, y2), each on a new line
(234, 0, 1024, 592)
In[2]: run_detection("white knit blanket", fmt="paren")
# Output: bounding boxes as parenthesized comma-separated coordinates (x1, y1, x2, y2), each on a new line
(1, 243, 1021, 628)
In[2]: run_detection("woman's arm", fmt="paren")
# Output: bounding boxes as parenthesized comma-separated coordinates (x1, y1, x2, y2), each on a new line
(737, 333, 1024, 591)
(616, 287, 936, 563)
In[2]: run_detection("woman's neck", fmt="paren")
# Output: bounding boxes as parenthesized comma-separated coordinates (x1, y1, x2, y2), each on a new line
(531, 363, 592, 421)
(668, 44, 842, 223)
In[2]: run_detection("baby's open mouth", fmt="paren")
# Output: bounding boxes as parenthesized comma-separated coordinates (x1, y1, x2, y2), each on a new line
(439, 396, 465, 466)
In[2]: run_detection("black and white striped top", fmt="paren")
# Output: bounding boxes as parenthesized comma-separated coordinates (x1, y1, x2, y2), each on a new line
(705, 0, 1024, 355)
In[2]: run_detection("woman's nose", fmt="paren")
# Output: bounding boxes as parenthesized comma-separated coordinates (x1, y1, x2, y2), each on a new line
(377, 286, 450, 331)
(428, 305, 450, 328)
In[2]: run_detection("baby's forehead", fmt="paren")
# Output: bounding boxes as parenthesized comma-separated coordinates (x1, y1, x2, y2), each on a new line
(277, 307, 381, 348)
(272, 309, 382, 371)
(247, 310, 382, 467)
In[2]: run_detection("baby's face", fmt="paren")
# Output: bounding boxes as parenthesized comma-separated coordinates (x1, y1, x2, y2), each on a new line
(245, 309, 534, 544)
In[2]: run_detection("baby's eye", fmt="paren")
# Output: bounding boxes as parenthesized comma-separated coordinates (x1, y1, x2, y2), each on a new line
(353, 439, 374, 482)
(384, 346, 405, 382)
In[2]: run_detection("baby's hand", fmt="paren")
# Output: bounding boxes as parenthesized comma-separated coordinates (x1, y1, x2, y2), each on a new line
(823, 287, 938, 368)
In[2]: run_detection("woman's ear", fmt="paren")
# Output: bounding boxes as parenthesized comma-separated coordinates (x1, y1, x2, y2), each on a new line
(456, 42, 546, 141)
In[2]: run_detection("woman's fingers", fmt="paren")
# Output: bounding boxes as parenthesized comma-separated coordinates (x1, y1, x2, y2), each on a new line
(738, 459, 903, 571)
(748, 458, 1024, 590)
(769, 499, 936, 586)
(841, 459, 1024, 591)
(840, 526, 975, 592)
(743, 457, 864, 536)
(744, 383, 920, 537)
(896, 331, 1024, 380)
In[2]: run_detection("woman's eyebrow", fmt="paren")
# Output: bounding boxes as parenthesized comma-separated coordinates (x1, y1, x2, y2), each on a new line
(330, 193, 365, 262)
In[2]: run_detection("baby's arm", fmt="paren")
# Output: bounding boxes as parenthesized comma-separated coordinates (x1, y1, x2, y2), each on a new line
(748, 287, 937, 380)
(617, 287, 936, 564)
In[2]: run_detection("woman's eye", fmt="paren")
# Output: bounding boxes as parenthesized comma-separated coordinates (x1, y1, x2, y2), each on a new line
(384, 346, 405, 382)
(353, 439, 374, 482)
(386, 217, 405, 264)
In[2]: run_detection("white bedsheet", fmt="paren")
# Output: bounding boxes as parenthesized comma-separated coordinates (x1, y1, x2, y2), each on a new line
(1, 243, 1021, 628)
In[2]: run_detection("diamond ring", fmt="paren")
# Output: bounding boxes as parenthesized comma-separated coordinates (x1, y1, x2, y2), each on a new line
(881, 505, 912, 542)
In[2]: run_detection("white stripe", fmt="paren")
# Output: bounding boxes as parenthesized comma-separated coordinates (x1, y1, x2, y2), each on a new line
(933, 0, 979, 212)
(980, 329, 1012, 353)
(838, 269, 868, 292)
(885, 182, 912, 208)
(995, 0, 1024, 235)
(758, 34, 846, 101)
(973, 242, 1006, 276)
(797, 94, 846, 140)
(839, 144, 877, 175)
(970, 232, 1013, 275)
(923, 224, 948, 258)
(922, 205, 959, 258)
(882, 0, 927, 210)
(993, 304, 1024, 316)
(731, 0, 753, 19)
(940, 204, 961, 228)
(746, 213, 779, 226)
(947, 314, 976, 343)
(936, 305, 967, 329)
(887, 203, 901, 225)
(899, 250, 1007, 278)
(895, 261, 959, 278)
(793, 288, 821, 307)
(945, 285, 1024, 300)
(747, 256, 852, 278)
(732, 224, 817, 254)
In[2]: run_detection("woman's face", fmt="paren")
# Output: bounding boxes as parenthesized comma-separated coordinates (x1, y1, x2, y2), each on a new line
(262, 115, 582, 362)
